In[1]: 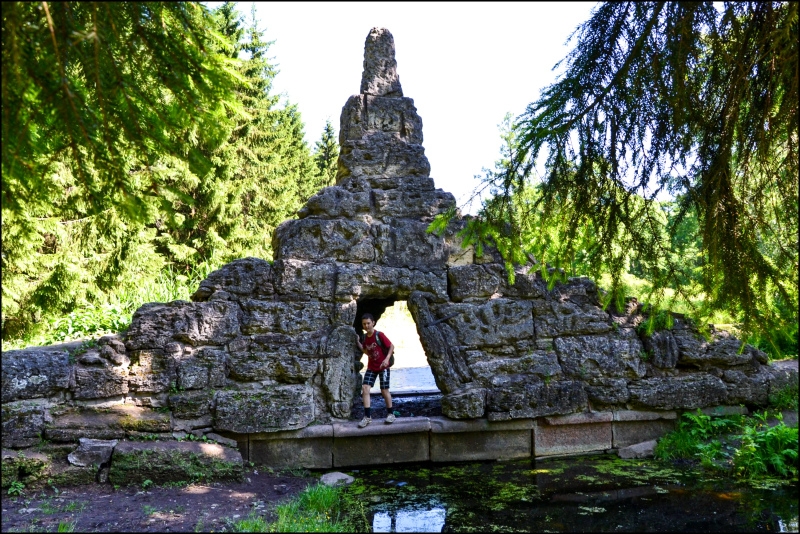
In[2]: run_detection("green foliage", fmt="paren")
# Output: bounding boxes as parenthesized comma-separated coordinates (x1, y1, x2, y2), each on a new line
(227, 483, 352, 533)
(313, 120, 340, 188)
(454, 2, 798, 346)
(636, 309, 675, 336)
(2, 2, 328, 347)
(655, 409, 798, 481)
(769, 382, 799, 411)
(7, 481, 25, 496)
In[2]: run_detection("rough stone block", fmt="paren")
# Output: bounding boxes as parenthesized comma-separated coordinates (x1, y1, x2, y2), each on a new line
(109, 440, 243, 485)
(127, 348, 177, 394)
(190, 257, 274, 302)
(126, 300, 240, 350)
(338, 139, 430, 179)
(176, 347, 228, 390)
(554, 334, 646, 380)
(2, 402, 52, 448)
(335, 263, 448, 301)
(628, 374, 728, 410)
(438, 299, 534, 348)
(373, 221, 449, 271)
(372, 188, 455, 222)
(612, 419, 676, 448)
(470, 352, 562, 388)
(72, 364, 128, 399)
(168, 390, 214, 420)
(297, 186, 371, 220)
(585, 378, 631, 406)
(1, 348, 72, 402)
(45, 405, 169, 443)
(239, 300, 331, 336)
(214, 386, 314, 433)
(273, 219, 374, 263)
(340, 95, 421, 144)
(642, 331, 680, 369)
(533, 298, 612, 338)
(441, 387, 486, 419)
(272, 259, 338, 301)
(488, 379, 588, 420)
(534, 419, 612, 457)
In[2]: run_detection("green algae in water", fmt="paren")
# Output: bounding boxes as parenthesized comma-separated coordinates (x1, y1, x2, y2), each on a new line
(343, 456, 798, 532)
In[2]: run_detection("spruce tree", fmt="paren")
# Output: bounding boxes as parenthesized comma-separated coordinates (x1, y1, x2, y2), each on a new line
(313, 120, 340, 188)
(462, 1, 798, 343)
(1, 2, 324, 343)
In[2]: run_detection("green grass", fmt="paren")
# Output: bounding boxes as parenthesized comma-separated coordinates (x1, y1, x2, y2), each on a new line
(226, 482, 366, 533)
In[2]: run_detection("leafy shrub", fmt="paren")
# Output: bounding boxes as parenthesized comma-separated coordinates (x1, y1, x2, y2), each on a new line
(733, 415, 798, 478)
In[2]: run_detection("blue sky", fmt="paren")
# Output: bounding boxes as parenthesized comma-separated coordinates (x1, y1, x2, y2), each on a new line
(209, 2, 599, 210)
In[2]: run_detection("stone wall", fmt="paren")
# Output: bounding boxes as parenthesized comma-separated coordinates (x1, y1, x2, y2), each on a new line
(2, 28, 797, 470)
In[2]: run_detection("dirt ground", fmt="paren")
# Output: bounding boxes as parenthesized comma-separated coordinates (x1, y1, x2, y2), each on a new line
(1, 468, 316, 532)
(1, 395, 441, 532)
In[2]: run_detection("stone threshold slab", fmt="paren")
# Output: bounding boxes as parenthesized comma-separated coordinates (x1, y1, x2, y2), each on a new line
(429, 416, 534, 433)
(333, 416, 431, 438)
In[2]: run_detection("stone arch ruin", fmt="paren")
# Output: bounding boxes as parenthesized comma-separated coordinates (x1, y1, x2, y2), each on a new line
(3, 29, 797, 473)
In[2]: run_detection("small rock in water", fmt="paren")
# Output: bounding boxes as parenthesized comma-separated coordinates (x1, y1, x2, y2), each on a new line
(320, 472, 355, 487)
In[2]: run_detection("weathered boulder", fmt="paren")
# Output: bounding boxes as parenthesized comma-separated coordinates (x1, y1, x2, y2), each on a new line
(67, 438, 117, 468)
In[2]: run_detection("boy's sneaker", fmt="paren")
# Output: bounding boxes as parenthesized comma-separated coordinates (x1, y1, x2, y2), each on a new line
(358, 416, 371, 428)
(386, 412, 396, 424)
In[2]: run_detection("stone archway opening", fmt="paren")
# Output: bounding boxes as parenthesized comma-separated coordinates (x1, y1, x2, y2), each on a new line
(353, 298, 439, 394)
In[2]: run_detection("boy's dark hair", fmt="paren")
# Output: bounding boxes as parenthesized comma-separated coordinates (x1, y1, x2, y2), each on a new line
(361, 313, 375, 322)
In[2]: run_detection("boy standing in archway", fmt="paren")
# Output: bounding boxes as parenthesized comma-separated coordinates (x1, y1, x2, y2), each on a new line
(356, 313, 396, 428)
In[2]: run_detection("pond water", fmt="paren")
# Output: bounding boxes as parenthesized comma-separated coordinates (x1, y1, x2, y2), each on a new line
(343, 455, 798, 532)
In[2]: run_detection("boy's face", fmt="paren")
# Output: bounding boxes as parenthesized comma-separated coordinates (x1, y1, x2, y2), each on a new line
(362, 318, 375, 334)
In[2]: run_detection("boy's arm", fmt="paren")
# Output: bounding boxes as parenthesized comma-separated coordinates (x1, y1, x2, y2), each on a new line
(379, 333, 394, 368)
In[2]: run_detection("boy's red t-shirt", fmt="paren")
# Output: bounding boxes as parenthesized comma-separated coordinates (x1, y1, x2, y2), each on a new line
(363, 331, 392, 372)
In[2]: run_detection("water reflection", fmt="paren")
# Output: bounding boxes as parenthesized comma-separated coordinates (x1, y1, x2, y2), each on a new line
(347, 456, 799, 532)
(373, 507, 446, 533)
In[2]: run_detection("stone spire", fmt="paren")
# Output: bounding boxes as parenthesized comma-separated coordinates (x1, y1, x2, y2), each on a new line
(360, 27, 403, 97)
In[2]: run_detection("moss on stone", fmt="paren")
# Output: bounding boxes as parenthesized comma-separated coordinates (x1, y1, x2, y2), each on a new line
(109, 446, 242, 486)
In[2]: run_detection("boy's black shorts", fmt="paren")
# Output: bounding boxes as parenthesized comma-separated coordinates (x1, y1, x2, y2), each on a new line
(363, 368, 390, 390)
